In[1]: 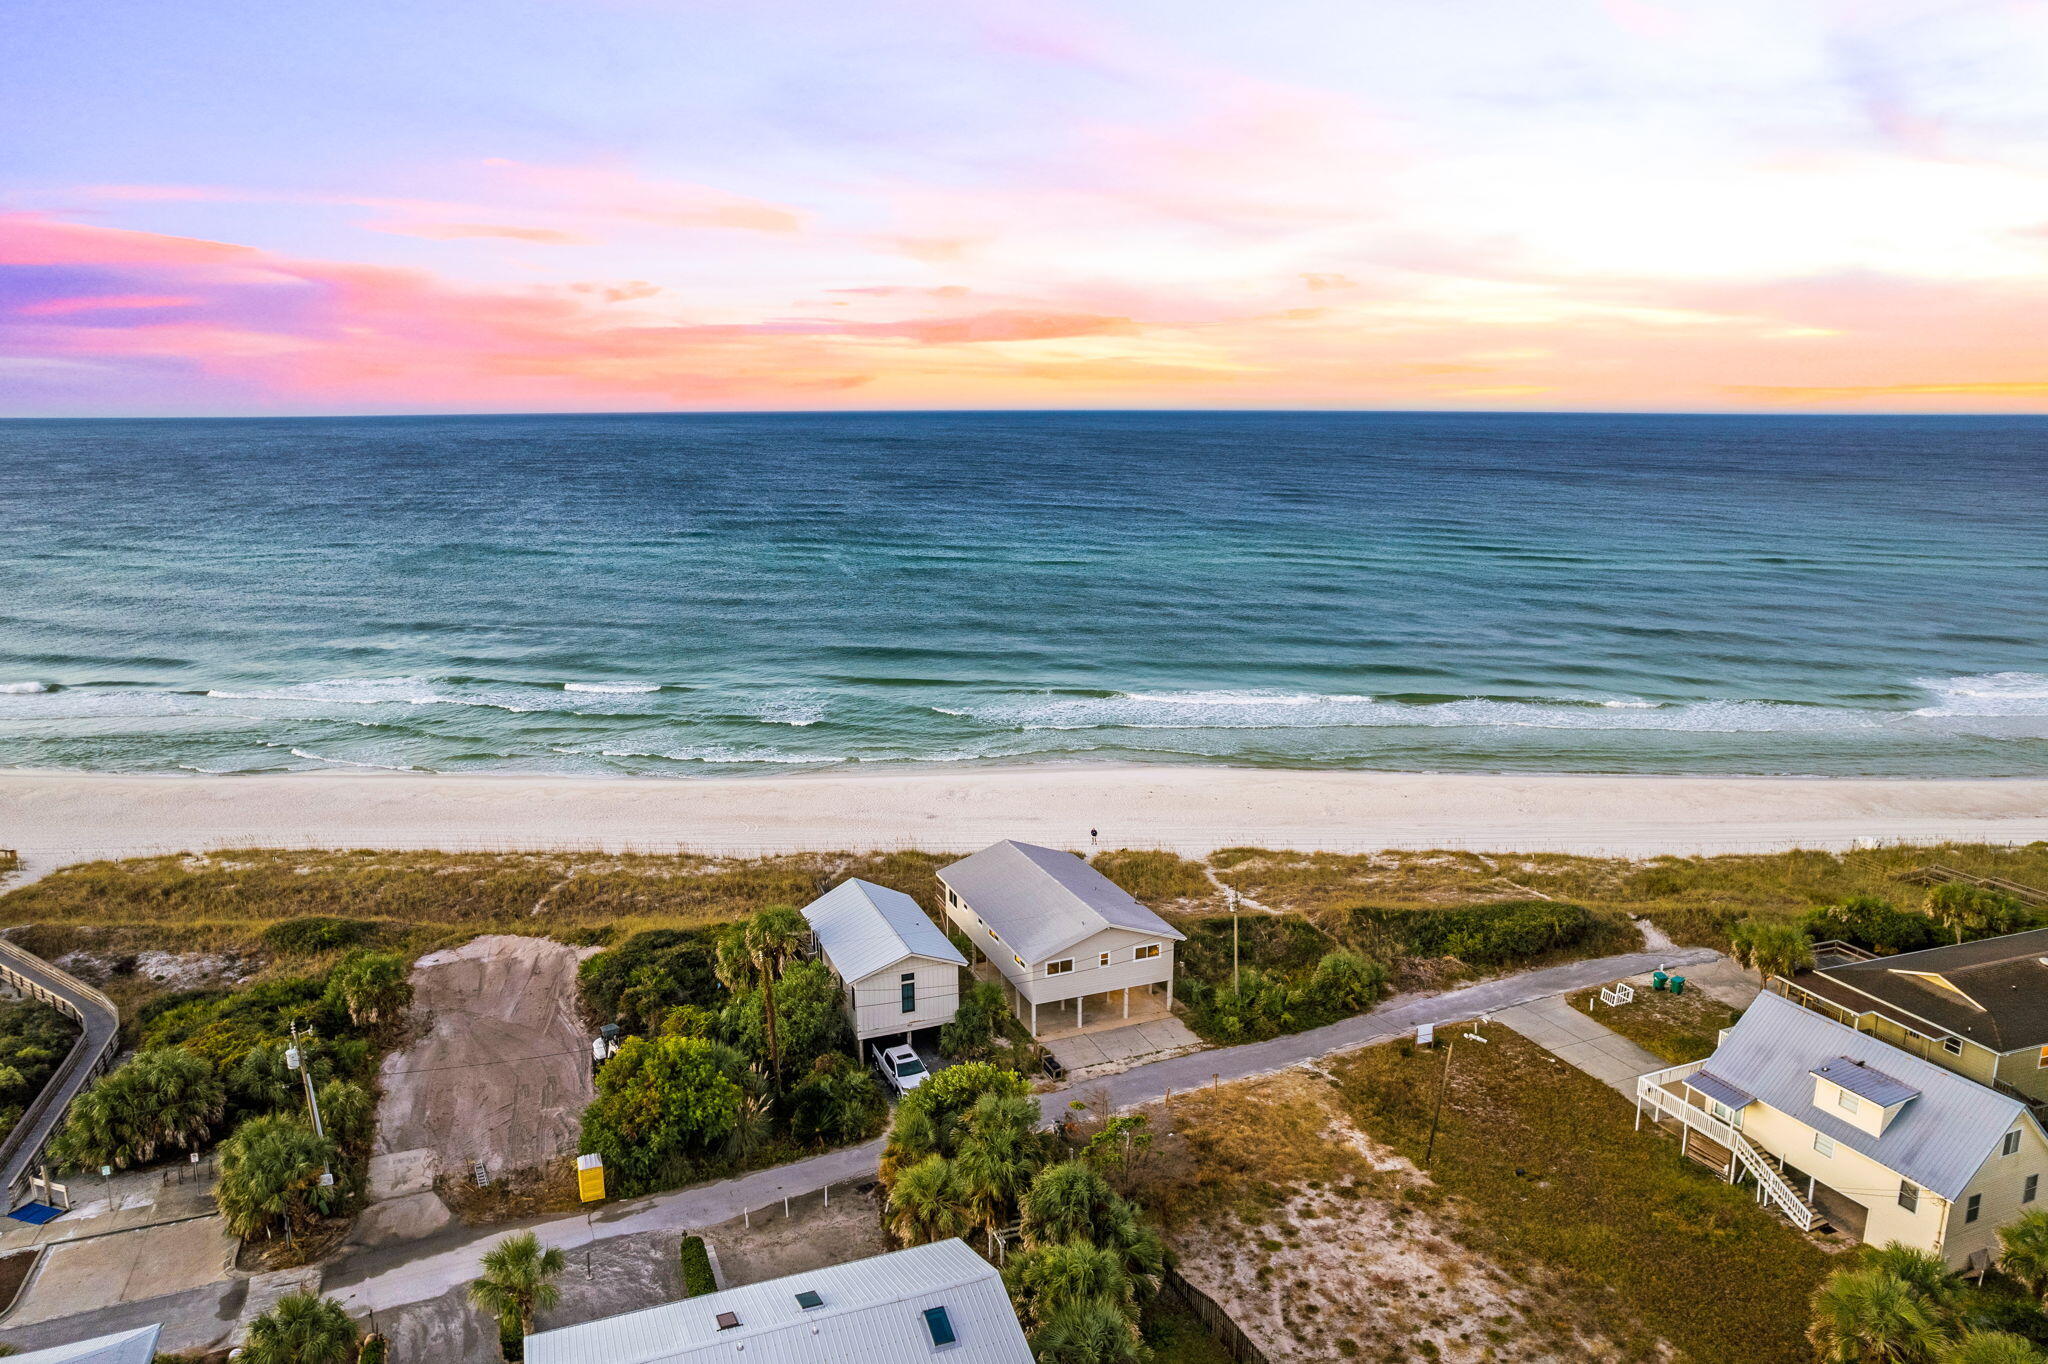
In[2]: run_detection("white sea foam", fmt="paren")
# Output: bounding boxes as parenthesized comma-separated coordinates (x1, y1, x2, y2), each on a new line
(1911, 672, 2048, 717)
(286, 747, 416, 771)
(587, 744, 843, 765)
(0, 682, 52, 695)
(564, 682, 662, 694)
(208, 676, 551, 712)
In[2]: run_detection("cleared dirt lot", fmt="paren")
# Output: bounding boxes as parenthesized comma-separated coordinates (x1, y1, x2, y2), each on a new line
(375, 935, 597, 1179)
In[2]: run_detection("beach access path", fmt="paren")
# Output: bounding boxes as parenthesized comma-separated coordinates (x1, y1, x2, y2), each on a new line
(317, 943, 1720, 1318)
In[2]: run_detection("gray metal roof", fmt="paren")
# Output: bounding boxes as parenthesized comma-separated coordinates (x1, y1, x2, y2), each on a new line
(524, 1239, 1031, 1364)
(937, 841, 1185, 962)
(1812, 1057, 1920, 1109)
(1709, 991, 2032, 1199)
(802, 879, 966, 984)
(1684, 1071, 1756, 1111)
(4, 1326, 162, 1364)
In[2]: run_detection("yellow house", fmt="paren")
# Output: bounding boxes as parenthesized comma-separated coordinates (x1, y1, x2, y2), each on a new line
(1769, 926, 2048, 1104)
(1638, 990, 2048, 1271)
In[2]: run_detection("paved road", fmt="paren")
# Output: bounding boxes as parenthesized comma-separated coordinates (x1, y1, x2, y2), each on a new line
(324, 944, 1718, 1317)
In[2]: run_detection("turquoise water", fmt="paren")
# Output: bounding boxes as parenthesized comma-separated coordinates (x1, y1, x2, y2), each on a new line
(3, 411, 2046, 777)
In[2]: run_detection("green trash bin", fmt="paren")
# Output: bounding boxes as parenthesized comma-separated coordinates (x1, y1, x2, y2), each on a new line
(1651, 971, 1669, 991)
(1670, 975, 1686, 995)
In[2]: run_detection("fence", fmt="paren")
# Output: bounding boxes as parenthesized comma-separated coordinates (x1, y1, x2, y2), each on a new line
(0, 940, 122, 1206)
(1159, 1264, 1272, 1364)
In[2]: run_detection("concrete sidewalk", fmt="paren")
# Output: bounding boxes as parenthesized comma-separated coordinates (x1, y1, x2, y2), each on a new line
(1494, 994, 1668, 1096)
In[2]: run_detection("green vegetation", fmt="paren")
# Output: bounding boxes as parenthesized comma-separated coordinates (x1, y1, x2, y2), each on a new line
(1353, 898, 1619, 966)
(786, 1053, 887, 1146)
(1563, 984, 1741, 1065)
(355, 1334, 388, 1364)
(239, 1290, 360, 1364)
(262, 916, 380, 956)
(579, 1035, 746, 1195)
(0, 1000, 77, 1144)
(679, 1235, 716, 1297)
(214, 1112, 344, 1243)
(1806, 1233, 2048, 1362)
(1170, 911, 1392, 1043)
(469, 1231, 568, 1341)
(578, 927, 720, 1034)
(938, 979, 1039, 1072)
(1329, 1025, 1829, 1363)
(1731, 918, 1816, 978)
(49, 1047, 222, 1170)
(877, 1065, 1164, 1362)
(1138, 1296, 1235, 1364)
(1807, 895, 1944, 955)
(1089, 851, 1214, 907)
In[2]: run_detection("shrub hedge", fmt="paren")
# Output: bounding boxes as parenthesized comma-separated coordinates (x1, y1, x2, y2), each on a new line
(680, 1235, 716, 1296)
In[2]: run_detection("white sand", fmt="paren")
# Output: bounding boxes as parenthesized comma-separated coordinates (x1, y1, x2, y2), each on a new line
(4, 766, 2048, 881)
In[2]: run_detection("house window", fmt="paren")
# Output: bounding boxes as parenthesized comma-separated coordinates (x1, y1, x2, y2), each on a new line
(2039, 1045, 2048, 1069)
(1966, 1194, 1982, 1224)
(1898, 1181, 1919, 1213)
(1942, 1036, 1964, 1056)
(2024, 1174, 2039, 1204)
(1046, 959, 1073, 976)
(1812, 1133, 1835, 1158)
(1100, 952, 1111, 968)
(924, 1305, 957, 1348)
(1012, 954, 1024, 968)
(1134, 944, 1160, 960)
(1709, 1101, 1742, 1129)
(901, 972, 917, 1014)
(2004, 1130, 2023, 1157)
(1836, 1089, 1861, 1114)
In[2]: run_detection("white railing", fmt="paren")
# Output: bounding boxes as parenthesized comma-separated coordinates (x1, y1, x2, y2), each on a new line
(1635, 1064, 1815, 1232)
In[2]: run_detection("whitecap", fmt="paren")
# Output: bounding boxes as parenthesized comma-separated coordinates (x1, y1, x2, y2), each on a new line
(1911, 672, 2048, 717)
(564, 682, 662, 694)
(287, 747, 417, 772)
(0, 681, 52, 695)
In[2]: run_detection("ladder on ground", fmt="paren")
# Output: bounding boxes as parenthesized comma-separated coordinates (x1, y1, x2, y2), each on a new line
(1636, 1065, 1816, 1232)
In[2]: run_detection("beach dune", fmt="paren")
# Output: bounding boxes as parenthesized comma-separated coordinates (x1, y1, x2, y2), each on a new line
(5, 767, 2048, 883)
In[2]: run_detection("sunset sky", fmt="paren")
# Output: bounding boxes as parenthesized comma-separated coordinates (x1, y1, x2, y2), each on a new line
(5, 0, 2047, 416)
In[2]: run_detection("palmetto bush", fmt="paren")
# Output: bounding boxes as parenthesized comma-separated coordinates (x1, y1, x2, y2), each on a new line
(49, 1047, 224, 1171)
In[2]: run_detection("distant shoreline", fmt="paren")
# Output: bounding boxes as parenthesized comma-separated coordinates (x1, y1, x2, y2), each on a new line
(6, 765, 2048, 885)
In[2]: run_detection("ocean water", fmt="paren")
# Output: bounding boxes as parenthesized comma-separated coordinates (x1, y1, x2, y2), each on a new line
(3, 411, 2046, 779)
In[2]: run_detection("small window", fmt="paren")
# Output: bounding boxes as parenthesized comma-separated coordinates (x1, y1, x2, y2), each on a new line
(2004, 1130, 2023, 1157)
(1898, 1181, 1919, 1213)
(716, 1311, 741, 1331)
(1012, 954, 1024, 968)
(1134, 944, 1160, 960)
(1046, 959, 1073, 976)
(1812, 1133, 1835, 1158)
(901, 973, 917, 1014)
(1836, 1089, 1860, 1114)
(1942, 1036, 1964, 1056)
(924, 1305, 957, 1347)
(795, 1289, 823, 1310)
(2024, 1174, 2039, 1204)
(1966, 1193, 1982, 1224)
(1100, 952, 1111, 968)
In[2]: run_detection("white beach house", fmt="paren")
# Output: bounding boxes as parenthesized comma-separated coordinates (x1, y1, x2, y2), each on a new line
(1637, 989, 2048, 1271)
(5, 1325, 163, 1364)
(524, 1238, 1031, 1364)
(936, 840, 1183, 1037)
(800, 878, 968, 1045)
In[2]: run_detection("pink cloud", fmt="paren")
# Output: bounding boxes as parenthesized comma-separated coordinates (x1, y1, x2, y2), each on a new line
(363, 221, 592, 244)
(16, 293, 203, 316)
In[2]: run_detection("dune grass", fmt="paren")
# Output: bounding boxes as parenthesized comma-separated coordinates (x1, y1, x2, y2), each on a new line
(1564, 983, 1742, 1065)
(1090, 849, 1216, 907)
(1328, 1027, 1829, 1364)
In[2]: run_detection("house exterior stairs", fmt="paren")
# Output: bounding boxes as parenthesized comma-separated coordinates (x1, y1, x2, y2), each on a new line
(1636, 1061, 1817, 1232)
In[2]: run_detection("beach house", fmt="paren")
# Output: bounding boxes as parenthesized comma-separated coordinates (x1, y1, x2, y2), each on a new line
(936, 840, 1183, 1037)
(524, 1238, 1031, 1364)
(800, 879, 968, 1046)
(1637, 990, 2048, 1271)
(5, 1325, 162, 1364)
(1766, 926, 2048, 1104)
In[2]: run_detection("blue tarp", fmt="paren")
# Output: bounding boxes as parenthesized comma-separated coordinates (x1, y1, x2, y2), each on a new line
(7, 1202, 64, 1225)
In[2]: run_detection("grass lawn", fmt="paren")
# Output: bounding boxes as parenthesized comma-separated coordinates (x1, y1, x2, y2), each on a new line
(1140, 1295, 1238, 1364)
(1328, 1027, 1830, 1364)
(1564, 983, 1742, 1064)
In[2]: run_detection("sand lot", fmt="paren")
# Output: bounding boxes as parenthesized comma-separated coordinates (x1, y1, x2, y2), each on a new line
(375, 935, 597, 1180)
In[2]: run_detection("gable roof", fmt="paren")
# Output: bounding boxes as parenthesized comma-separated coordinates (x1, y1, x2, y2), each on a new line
(1706, 991, 2031, 1199)
(1806, 926, 2048, 1053)
(524, 1239, 1030, 1364)
(5, 1326, 162, 1364)
(802, 879, 966, 983)
(937, 841, 1184, 962)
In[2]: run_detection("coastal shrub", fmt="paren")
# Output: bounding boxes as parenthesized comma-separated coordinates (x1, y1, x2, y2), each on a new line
(1804, 896, 1943, 955)
(1300, 951, 1389, 1015)
(578, 927, 721, 1034)
(1728, 918, 1814, 979)
(239, 1290, 360, 1364)
(215, 1114, 343, 1241)
(720, 957, 849, 1080)
(1928, 883, 2035, 944)
(579, 1035, 745, 1195)
(1362, 900, 1602, 966)
(940, 980, 1036, 1069)
(321, 950, 412, 1031)
(679, 1235, 716, 1297)
(262, 916, 379, 956)
(0, 1000, 78, 1144)
(1178, 951, 1387, 1045)
(355, 1335, 388, 1364)
(48, 1046, 224, 1171)
(881, 1062, 1033, 1184)
(787, 1052, 887, 1147)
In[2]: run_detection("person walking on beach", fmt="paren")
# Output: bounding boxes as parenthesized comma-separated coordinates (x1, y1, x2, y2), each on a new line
(1090, 827, 1099, 849)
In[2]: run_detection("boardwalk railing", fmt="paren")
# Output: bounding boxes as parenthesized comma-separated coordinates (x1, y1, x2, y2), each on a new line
(1635, 1062, 1815, 1231)
(0, 939, 121, 1206)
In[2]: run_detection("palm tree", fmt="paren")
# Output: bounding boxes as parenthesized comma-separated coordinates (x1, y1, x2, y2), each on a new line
(886, 1155, 969, 1246)
(323, 951, 413, 1030)
(468, 1231, 568, 1338)
(240, 1291, 360, 1364)
(1939, 1336, 2048, 1364)
(1028, 1298, 1145, 1364)
(1997, 1209, 2048, 1305)
(717, 907, 807, 1089)
(1730, 919, 1815, 979)
(1005, 1242, 1133, 1327)
(49, 1048, 225, 1171)
(1863, 1245, 1965, 1315)
(954, 1092, 1037, 1240)
(1808, 1267, 1952, 1363)
(316, 1079, 375, 1151)
(214, 1115, 340, 1242)
(1021, 1161, 1120, 1247)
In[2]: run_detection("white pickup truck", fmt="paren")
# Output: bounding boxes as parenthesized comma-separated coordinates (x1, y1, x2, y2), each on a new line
(871, 1042, 930, 1096)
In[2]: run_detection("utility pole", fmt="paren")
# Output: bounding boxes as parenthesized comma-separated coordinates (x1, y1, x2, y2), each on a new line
(1423, 1040, 1454, 1168)
(287, 1022, 336, 1191)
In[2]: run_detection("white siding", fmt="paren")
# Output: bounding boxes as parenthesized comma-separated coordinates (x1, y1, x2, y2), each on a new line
(847, 955, 961, 1041)
(944, 891, 1173, 1009)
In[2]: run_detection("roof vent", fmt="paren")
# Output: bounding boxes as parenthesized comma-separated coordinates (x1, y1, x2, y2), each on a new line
(716, 1310, 741, 1331)
(795, 1289, 823, 1310)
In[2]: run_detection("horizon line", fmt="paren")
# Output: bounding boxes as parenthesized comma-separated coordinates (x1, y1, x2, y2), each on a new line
(7, 405, 2048, 423)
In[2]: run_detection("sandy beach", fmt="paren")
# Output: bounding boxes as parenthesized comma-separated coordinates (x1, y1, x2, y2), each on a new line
(4, 766, 2048, 882)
